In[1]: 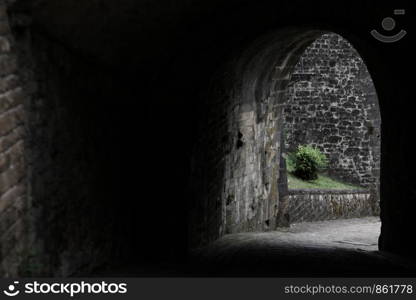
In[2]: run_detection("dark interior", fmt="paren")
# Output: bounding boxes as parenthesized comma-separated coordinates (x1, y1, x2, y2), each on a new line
(2, 0, 414, 277)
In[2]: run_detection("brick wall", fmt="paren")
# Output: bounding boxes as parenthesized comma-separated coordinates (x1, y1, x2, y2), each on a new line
(0, 1, 30, 277)
(287, 189, 376, 223)
(13, 33, 128, 276)
(2, 2, 132, 275)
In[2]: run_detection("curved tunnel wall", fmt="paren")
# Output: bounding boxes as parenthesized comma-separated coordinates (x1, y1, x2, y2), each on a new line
(189, 29, 331, 247)
(2, 1, 143, 276)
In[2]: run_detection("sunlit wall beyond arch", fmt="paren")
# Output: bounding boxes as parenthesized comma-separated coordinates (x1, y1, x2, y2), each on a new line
(281, 33, 380, 222)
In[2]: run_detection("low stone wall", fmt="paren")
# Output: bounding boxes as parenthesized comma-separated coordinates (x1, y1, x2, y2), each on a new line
(287, 189, 374, 223)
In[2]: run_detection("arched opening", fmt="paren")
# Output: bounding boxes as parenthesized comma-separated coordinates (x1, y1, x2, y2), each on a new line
(189, 29, 391, 276)
(278, 33, 381, 245)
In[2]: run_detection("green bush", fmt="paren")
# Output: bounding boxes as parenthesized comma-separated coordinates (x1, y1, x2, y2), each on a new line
(290, 145, 328, 180)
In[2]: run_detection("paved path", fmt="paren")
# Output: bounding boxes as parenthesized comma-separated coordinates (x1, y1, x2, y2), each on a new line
(268, 216, 380, 251)
(92, 217, 416, 276)
(190, 217, 416, 276)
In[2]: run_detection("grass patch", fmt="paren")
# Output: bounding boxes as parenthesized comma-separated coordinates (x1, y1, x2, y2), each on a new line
(287, 172, 363, 190)
(285, 155, 363, 190)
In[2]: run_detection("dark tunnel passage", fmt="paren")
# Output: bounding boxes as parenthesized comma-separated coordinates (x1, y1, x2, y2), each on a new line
(0, 0, 414, 277)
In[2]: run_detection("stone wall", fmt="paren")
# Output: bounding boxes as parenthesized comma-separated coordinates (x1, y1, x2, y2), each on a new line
(2, 0, 197, 275)
(283, 33, 381, 188)
(13, 33, 131, 276)
(3, 2, 136, 275)
(0, 1, 31, 277)
(287, 189, 376, 223)
(189, 69, 280, 247)
(189, 30, 326, 248)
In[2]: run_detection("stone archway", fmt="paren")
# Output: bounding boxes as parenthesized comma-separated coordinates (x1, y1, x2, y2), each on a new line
(189, 28, 382, 249)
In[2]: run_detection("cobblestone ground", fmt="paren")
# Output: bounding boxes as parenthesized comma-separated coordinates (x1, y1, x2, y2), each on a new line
(190, 217, 416, 276)
(93, 217, 416, 276)
(261, 216, 381, 251)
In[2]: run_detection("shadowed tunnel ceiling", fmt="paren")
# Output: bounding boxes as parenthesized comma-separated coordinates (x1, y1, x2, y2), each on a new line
(24, 1, 386, 70)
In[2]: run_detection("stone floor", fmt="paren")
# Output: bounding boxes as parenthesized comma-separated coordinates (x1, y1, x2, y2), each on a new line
(250, 216, 381, 252)
(189, 217, 416, 277)
(93, 217, 416, 277)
